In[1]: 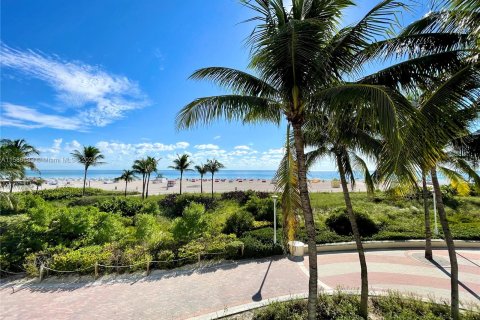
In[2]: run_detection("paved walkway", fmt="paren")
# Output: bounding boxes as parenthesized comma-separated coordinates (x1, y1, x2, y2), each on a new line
(1, 249, 479, 320)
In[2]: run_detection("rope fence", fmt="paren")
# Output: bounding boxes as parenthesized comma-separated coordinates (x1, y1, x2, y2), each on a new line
(16, 246, 245, 281)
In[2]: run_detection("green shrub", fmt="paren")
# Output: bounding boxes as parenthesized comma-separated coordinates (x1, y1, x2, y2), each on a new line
(31, 187, 131, 201)
(221, 190, 270, 205)
(240, 235, 283, 259)
(172, 203, 208, 243)
(121, 245, 152, 271)
(245, 196, 275, 222)
(156, 249, 175, 269)
(325, 208, 379, 237)
(223, 210, 254, 236)
(135, 214, 174, 250)
(95, 197, 159, 217)
(49, 246, 114, 273)
(178, 234, 243, 261)
(159, 194, 217, 218)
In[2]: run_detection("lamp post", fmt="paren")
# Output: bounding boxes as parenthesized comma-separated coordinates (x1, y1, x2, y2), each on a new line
(272, 195, 278, 244)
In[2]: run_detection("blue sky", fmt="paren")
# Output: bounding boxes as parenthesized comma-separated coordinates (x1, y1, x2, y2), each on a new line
(1, 0, 430, 171)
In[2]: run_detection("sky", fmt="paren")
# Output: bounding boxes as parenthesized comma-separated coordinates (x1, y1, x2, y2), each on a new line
(0, 0, 431, 171)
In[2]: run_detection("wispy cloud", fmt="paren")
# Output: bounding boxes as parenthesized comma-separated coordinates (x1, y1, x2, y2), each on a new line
(1, 103, 82, 130)
(0, 44, 149, 129)
(194, 144, 219, 150)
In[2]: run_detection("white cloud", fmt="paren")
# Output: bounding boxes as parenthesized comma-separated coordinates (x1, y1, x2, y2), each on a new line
(0, 103, 82, 130)
(234, 145, 251, 150)
(194, 144, 219, 150)
(213, 135, 221, 140)
(64, 140, 82, 152)
(95, 141, 190, 156)
(39, 138, 63, 154)
(0, 44, 148, 129)
(263, 148, 284, 155)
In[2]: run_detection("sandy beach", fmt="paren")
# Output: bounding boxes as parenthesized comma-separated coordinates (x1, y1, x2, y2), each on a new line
(5, 178, 369, 194)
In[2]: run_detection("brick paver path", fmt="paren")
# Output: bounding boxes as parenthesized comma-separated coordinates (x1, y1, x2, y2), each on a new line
(1, 249, 479, 319)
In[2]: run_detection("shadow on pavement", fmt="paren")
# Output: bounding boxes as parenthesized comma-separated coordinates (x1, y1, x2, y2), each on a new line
(252, 258, 273, 302)
(430, 258, 480, 301)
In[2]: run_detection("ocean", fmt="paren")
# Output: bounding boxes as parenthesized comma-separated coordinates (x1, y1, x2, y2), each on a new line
(26, 169, 349, 180)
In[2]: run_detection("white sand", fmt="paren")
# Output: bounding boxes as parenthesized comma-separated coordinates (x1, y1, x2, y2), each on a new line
(7, 178, 368, 194)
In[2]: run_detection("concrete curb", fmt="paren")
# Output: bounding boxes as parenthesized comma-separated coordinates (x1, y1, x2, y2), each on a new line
(306, 240, 480, 253)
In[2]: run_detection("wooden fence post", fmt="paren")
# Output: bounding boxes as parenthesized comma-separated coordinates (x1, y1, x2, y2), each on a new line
(39, 263, 44, 282)
(146, 260, 150, 276)
(94, 262, 99, 280)
(241, 244, 245, 257)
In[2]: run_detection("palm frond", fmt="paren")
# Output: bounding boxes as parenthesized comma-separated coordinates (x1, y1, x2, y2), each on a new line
(190, 67, 278, 97)
(176, 95, 281, 129)
(349, 151, 375, 194)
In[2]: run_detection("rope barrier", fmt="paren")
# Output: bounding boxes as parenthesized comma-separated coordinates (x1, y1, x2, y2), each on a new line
(27, 248, 244, 280)
(43, 265, 95, 273)
(0, 269, 26, 275)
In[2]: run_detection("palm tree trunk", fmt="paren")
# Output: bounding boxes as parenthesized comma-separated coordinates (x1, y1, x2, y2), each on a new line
(180, 171, 183, 195)
(82, 167, 88, 196)
(146, 173, 150, 198)
(431, 167, 459, 320)
(200, 175, 203, 193)
(125, 180, 128, 197)
(291, 121, 317, 320)
(422, 172, 433, 260)
(337, 154, 368, 319)
(142, 174, 146, 199)
(211, 173, 214, 199)
(9, 178, 14, 194)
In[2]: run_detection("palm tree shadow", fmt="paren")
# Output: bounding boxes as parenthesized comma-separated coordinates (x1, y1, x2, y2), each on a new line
(252, 259, 273, 302)
(429, 258, 480, 301)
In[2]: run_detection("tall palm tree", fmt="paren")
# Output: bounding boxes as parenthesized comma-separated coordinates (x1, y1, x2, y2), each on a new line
(169, 154, 193, 195)
(377, 64, 479, 319)
(71, 146, 105, 196)
(205, 159, 224, 198)
(176, 1, 469, 317)
(194, 164, 208, 193)
(144, 156, 159, 198)
(302, 114, 379, 318)
(133, 159, 149, 199)
(114, 170, 137, 197)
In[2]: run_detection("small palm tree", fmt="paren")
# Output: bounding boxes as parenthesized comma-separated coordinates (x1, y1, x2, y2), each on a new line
(71, 146, 105, 196)
(144, 156, 159, 198)
(114, 170, 137, 197)
(31, 178, 45, 193)
(1, 139, 39, 193)
(205, 159, 224, 198)
(194, 164, 208, 193)
(169, 154, 193, 195)
(133, 159, 148, 199)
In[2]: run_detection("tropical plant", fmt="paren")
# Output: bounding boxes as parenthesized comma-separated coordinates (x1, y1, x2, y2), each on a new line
(205, 159, 224, 198)
(114, 170, 137, 197)
(175, 0, 474, 317)
(300, 112, 380, 316)
(71, 146, 105, 196)
(169, 154, 193, 195)
(0, 139, 39, 193)
(133, 158, 148, 199)
(31, 178, 45, 193)
(144, 156, 159, 198)
(274, 125, 300, 244)
(194, 164, 208, 193)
